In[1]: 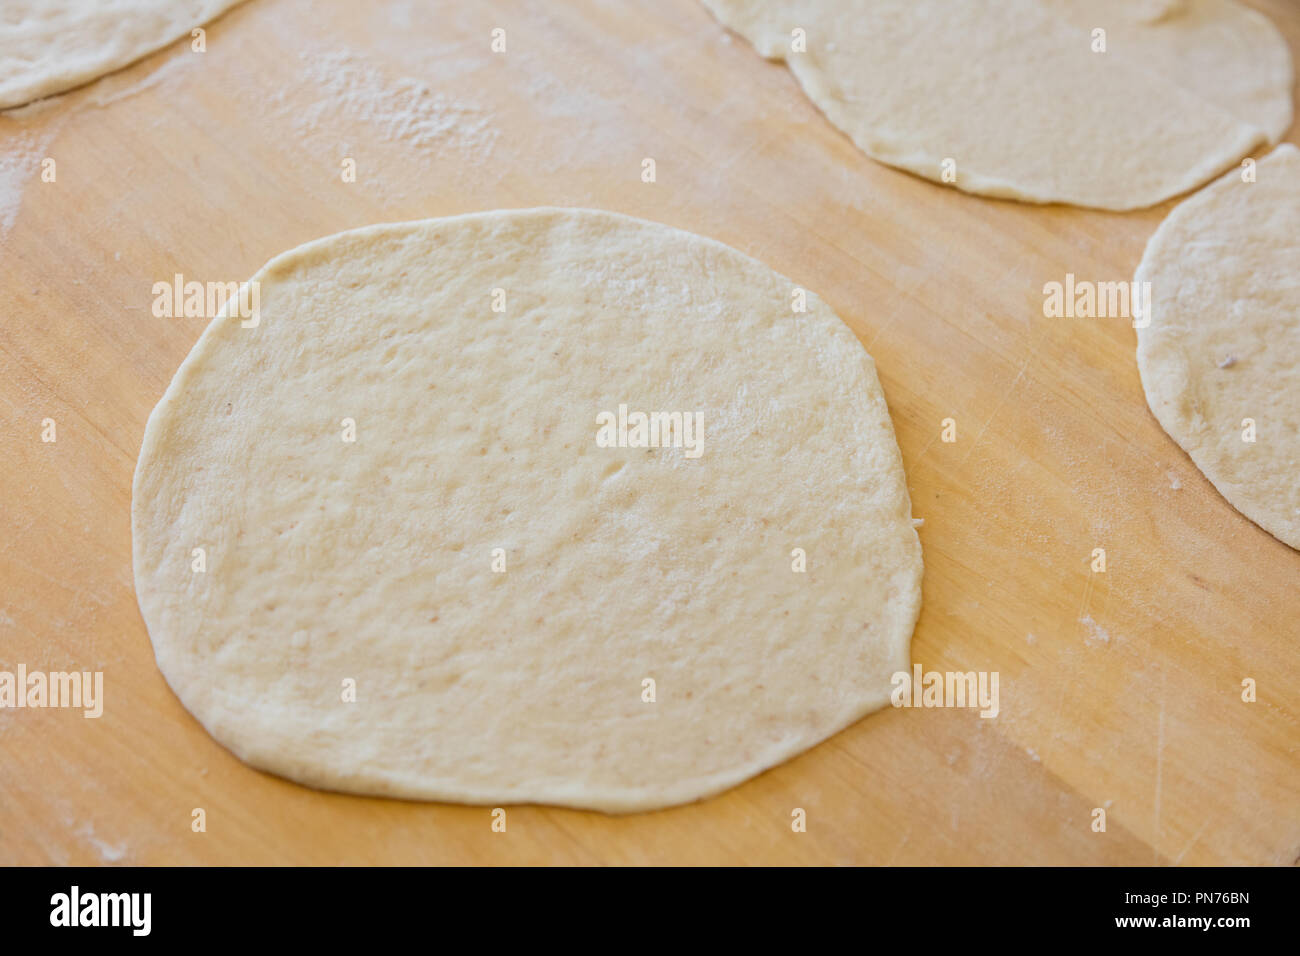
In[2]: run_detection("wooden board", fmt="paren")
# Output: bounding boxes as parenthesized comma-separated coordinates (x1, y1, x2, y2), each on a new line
(1, 0, 1297, 866)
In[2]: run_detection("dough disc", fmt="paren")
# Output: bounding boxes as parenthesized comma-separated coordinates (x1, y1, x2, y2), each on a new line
(132, 208, 923, 811)
(0, 0, 245, 110)
(703, 0, 1293, 210)
(1136, 145, 1300, 550)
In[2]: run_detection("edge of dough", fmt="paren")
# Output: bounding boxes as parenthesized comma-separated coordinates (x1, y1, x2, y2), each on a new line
(0, 1, 249, 111)
(1134, 144, 1300, 551)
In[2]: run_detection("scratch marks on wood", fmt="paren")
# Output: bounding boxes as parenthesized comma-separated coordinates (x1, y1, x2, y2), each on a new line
(958, 354, 1031, 467)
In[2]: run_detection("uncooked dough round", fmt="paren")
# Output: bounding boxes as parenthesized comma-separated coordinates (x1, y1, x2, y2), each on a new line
(132, 208, 923, 812)
(703, 0, 1293, 210)
(0, 0, 245, 110)
(1136, 145, 1300, 550)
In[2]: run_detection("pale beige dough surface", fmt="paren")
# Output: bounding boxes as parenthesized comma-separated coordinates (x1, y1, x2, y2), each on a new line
(1136, 145, 1300, 550)
(702, 0, 1293, 210)
(0, 0, 245, 110)
(132, 208, 924, 812)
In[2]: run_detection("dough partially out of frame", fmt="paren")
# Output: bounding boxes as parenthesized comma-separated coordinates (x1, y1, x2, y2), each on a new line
(703, 0, 1293, 210)
(1136, 145, 1300, 550)
(132, 208, 923, 812)
(0, 0, 245, 110)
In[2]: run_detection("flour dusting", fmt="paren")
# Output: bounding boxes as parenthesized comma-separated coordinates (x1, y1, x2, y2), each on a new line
(0, 44, 200, 236)
(77, 822, 128, 863)
(284, 50, 497, 159)
(0, 125, 56, 235)
(1080, 614, 1112, 646)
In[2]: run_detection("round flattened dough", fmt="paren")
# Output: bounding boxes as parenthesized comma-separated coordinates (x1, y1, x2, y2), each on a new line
(132, 208, 923, 812)
(1136, 145, 1300, 550)
(0, 0, 245, 110)
(702, 0, 1293, 210)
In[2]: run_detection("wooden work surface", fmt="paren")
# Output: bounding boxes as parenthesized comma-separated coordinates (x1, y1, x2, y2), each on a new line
(1, 0, 1297, 866)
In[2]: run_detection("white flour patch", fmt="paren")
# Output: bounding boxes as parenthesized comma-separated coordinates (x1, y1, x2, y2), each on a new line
(0, 47, 198, 236)
(507, 52, 637, 176)
(0, 123, 58, 235)
(1080, 614, 1112, 646)
(76, 822, 127, 863)
(283, 50, 497, 158)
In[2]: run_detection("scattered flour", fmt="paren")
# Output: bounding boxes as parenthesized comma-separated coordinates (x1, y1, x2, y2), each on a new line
(76, 823, 127, 863)
(0, 44, 200, 237)
(281, 50, 497, 159)
(1080, 614, 1112, 646)
(0, 123, 58, 235)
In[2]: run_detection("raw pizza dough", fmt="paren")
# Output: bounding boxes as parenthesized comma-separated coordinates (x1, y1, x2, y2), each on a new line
(0, 0, 245, 110)
(702, 0, 1293, 209)
(132, 208, 923, 812)
(1136, 145, 1300, 550)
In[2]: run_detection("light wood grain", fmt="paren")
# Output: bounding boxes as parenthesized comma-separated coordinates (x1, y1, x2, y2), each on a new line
(1, 0, 1297, 865)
